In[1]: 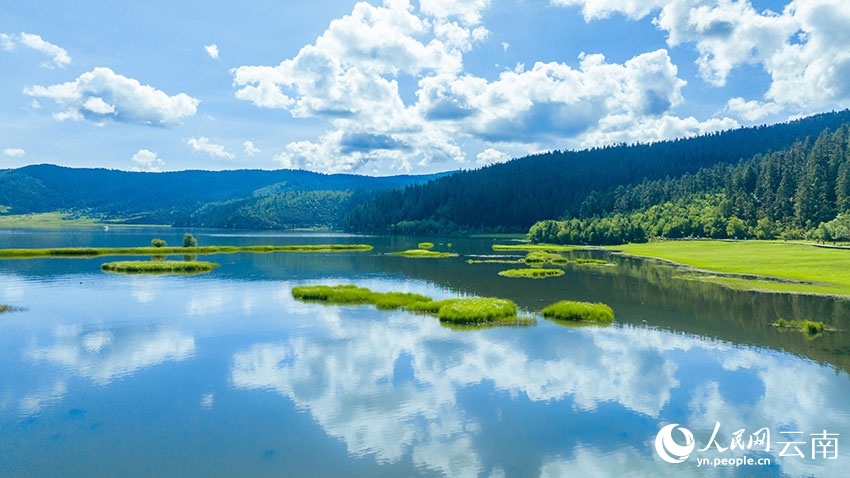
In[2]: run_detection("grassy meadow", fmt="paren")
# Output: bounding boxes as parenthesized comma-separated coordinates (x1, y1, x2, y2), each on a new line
(612, 240, 850, 296)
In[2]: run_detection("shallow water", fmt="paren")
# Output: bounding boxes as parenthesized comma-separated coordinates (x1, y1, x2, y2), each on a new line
(1, 228, 848, 477)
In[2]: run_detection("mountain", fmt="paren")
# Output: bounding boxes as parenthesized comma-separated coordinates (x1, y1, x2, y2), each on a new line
(344, 110, 850, 235)
(0, 165, 435, 229)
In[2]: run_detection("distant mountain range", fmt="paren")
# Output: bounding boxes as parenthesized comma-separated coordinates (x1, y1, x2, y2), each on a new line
(0, 165, 436, 229)
(5, 109, 850, 235)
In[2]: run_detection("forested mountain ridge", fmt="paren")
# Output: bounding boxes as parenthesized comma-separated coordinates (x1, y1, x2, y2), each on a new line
(0, 164, 435, 229)
(344, 110, 850, 234)
(529, 124, 850, 244)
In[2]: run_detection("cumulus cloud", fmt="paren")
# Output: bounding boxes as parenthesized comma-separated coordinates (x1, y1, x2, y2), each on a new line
(554, 0, 850, 121)
(204, 44, 219, 59)
(24, 67, 199, 126)
(0, 32, 71, 67)
(476, 148, 510, 165)
(130, 149, 164, 172)
(232, 0, 738, 173)
(187, 136, 235, 159)
(3, 148, 26, 157)
(243, 140, 261, 156)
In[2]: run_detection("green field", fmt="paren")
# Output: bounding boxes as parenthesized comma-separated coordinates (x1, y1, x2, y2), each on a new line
(612, 240, 850, 296)
(0, 244, 374, 259)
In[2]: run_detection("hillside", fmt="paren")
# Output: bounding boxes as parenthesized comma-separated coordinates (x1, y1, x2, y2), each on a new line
(344, 110, 850, 234)
(0, 165, 434, 229)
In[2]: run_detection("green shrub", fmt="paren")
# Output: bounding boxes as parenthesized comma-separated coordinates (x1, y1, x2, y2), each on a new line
(542, 301, 614, 324)
(183, 233, 198, 247)
(418, 242, 435, 250)
(498, 268, 565, 279)
(151, 238, 167, 248)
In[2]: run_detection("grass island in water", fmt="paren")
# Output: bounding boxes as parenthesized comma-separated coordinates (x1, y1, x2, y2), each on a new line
(0, 243, 373, 259)
(291, 284, 532, 326)
(102, 260, 220, 274)
(390, 249, 459, 258)
(542, 300, 614, 324)
(498, 268, 565, 279)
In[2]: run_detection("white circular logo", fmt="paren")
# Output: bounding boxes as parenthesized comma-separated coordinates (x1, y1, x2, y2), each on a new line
(655, 424, 696, 464)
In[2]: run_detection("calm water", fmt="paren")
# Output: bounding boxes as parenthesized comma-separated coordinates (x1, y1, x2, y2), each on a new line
(1, 228, 849, 477)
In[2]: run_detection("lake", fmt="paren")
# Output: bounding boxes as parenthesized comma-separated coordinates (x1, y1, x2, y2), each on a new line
(1, 228, 849, 477)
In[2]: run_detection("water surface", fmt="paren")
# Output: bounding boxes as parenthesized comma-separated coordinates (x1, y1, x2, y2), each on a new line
(1, 228, 848, 477)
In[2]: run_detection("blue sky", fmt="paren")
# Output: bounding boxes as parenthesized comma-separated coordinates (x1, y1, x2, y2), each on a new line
(1, 0, 849, 175)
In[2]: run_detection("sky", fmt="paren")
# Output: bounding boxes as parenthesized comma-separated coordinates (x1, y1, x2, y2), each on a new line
(1, 0, 849, 176)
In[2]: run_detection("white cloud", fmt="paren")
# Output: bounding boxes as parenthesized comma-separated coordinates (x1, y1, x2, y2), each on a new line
(0, 32, 71, 67)
(187, 136, 235, 159)
(243, 140, 261, 156)
(130, 149, 165, 172)
(554, 0, 850, 121)
(233, 0, 742, 173)
(551, 0, 668, 20)
(3, 148, 26, 157)
(420, 0, 491, 25)
(476, 148, 510, 165)
(204, 44, 219, 59)
(25, 67, 199, 126)
(725, 97, 783, 122)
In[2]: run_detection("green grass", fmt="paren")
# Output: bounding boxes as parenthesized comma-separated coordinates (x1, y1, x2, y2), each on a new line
(775, 318, 828, 336)
(291, 284, 432, 309)
(467, 258, 523, 264)
(498, 268, 565, 279)
(542, 301, 614, 324)
(574, 258, 612, 266)
(390, 249, 458, 258)
(436, 298, 524, 325)
(101, 260, 220, 274)
(524, 251, 569, 264)
(292, 284, 532, 327)
(612, 240, 850, 296)
(0, 212, 168, 228)
(0, 244, 374, 259)
(493, 244, 580, 252)
(417, 242, 434, 249)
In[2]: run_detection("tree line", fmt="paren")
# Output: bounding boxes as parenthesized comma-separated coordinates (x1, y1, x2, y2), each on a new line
(529, 124, 850, 244)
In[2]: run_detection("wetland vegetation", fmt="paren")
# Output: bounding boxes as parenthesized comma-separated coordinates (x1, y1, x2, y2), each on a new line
(611, 240, 850, 296)
(498, 268, 565, 279)
(390, 249, 458, 258)
(101, 260, 220, 274)
(541, 300, 615, 324)
(291, 284, 532, 326)
(0, 243, 374, 259)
